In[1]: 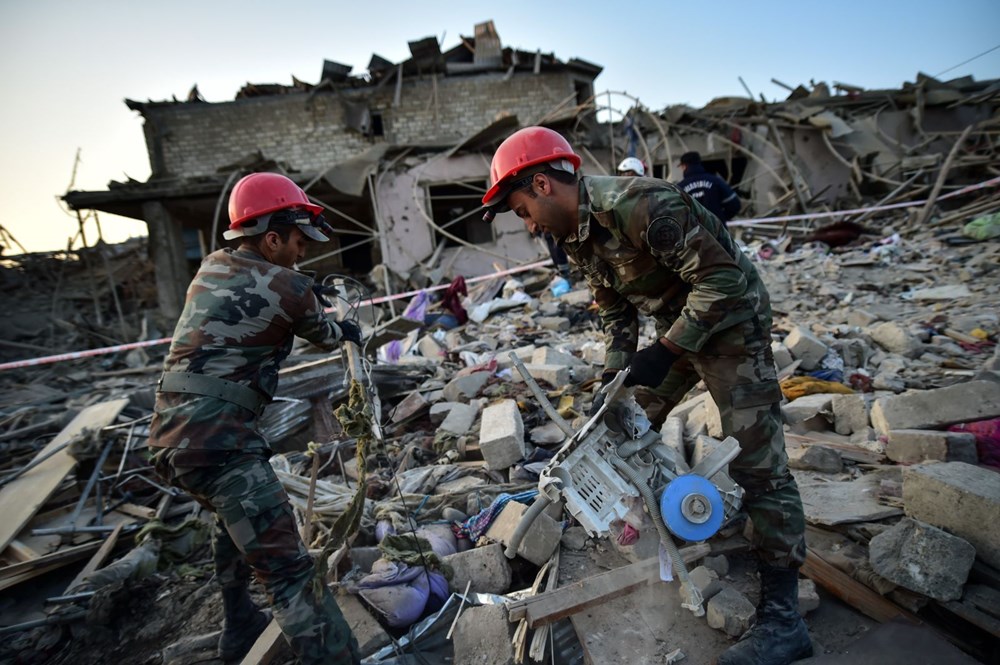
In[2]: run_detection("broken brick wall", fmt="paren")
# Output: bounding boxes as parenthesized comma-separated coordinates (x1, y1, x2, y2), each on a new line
(138, 70, 585, 179)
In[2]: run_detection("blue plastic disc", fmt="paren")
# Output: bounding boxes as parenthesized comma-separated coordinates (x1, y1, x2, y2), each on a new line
(659, 474, 725, 542)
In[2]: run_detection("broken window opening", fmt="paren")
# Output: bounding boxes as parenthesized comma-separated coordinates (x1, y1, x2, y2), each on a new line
(574, 79, 594, 107)
(426, 182, 494, 247)
(370, 111, 385, 138)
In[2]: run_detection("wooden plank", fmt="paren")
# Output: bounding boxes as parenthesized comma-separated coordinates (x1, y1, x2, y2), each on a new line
(239, 618, 284, 665)
(0, 540, 102, 592)
(113, 502, 157, 521)
(0, 398, 129, 554)
(508, 543, 710, 627)
(5, 539, 42, 563)
(64, 523, 125, 593)
(941, 585, 1000, 638)
(799, 547, 921, 624)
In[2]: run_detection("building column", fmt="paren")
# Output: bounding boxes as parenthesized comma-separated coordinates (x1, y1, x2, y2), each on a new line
(142, 200, 189, 324)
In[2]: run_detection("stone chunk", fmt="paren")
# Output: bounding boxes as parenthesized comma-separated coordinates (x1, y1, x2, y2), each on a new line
(869, 517, 975, 601)
(689, 565, 723, 601)
(560, 526, 588, 551)
(391, 391, 428, 423)
(560, 289, 593, 306)
(443, 373, 491, 402)
(788, 445, 843, 473)
(706, 586, 756, 637)
(496, 345, 536, 370)
(846, 309, 880, 328)
(429, 401, 460, 424)
(703, 555, 729, 577)
(885, 430, 978, 464)
(443, 543, 512, 595)
(452, 603, 515, 665)
(518, 364, 569, 387)
(440, 403, 478, 436)
(832, 393, 869, 435)
(478, 400, 525, 470)
(798, 579, 820, 615)
(536, 316, 570, 332)
(771, 342, 794, 370)
(532, 347, 585, 367)
(339, 594, 392, 656)
(871, 381, 1000, 434)
(903, 462, 1000, 569)
(869, 321, 921, 356)
(784, 326, 828, 370)
(485, 501, 561, 566)
(781, 393, 835, 426)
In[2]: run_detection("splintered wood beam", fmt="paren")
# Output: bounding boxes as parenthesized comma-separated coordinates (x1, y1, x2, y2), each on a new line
(0, 398, 130, 555)
(507, 543, 710, 627)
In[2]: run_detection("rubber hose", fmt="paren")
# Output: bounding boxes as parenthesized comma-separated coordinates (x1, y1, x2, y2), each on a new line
(615, 427, 661, 457)
(504, 494, 553, 560)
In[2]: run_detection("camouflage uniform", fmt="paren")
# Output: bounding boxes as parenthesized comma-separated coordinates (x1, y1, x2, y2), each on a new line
(150, 247, 358, 663)
(561, 176, 806, 568)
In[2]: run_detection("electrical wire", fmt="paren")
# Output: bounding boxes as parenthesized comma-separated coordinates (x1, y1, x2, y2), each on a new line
(934, 43, 1000, 78)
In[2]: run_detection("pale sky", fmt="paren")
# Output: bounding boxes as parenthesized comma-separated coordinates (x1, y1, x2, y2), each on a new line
(1, 0, 997, 254)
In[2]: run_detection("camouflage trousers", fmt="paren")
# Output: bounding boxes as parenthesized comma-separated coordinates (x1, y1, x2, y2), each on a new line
(638, 315, 807, 568)
(153, 450, 358, 664)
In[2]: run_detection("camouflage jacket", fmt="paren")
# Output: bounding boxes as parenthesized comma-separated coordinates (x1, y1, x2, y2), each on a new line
(149, 247, 344, 463)
(561, 176, 769, 371)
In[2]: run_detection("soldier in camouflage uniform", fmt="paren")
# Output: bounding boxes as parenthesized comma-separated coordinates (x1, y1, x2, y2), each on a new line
(150, 173, 361, 664)
(482, 128, 812, 665)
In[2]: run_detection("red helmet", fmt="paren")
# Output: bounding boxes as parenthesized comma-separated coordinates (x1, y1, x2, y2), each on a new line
(481, 127, 581, 218)
(225, 173, 326, 240)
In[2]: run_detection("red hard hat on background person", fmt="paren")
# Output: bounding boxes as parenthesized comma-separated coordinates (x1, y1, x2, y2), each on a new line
(481, 127, 581, 220)
(224, 173, 328, 241)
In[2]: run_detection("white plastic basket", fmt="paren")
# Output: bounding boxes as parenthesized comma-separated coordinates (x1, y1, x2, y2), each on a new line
(550, 441, 638, 537)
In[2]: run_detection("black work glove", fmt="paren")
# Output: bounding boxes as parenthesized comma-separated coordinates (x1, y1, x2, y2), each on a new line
(337, 319, 363, 346)
(623, 341, 680, 388)
(311, 283, 333, 308)
(589, 371, 618, 416)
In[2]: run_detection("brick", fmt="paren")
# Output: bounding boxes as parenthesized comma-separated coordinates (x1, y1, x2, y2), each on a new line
(531, 347, 584, 367)
(784, 326, 828, 370)
(453, 604, 515, 665)
(885, 430, 978, 464)
(443, 543, 512, 595)
(440, 403, 479, 436)
(903, 462, 1000, 569)
(706, 586, 756, 637)
(869, 517, 975, 601)
(485, 501, 561, 566)
(518, 364, 569, 388)
(871, 381, 1000, 434)
(832, 393, 869, 435)
(869, 321, 921, 357)
(478, 400, 526, 470)
(443, 373, 490, 402)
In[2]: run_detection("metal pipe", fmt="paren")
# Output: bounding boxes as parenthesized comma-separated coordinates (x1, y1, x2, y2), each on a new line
(508, 352, 576, 438)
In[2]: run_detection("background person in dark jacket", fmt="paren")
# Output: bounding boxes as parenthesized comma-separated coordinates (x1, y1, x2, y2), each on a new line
(677, 151, 741, 222)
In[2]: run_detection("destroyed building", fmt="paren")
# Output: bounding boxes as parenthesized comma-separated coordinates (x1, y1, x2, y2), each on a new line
(3, 18, 1000, 665)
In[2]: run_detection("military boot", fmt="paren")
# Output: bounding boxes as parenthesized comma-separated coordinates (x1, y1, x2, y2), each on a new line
(717, 564, 813, 665)
(218, 585, 269, 661)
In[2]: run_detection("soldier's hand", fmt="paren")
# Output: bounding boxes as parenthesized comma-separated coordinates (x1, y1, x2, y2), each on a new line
(589, 371, 617, 416)
(337, 319, 363, 346)
(311, 283, 333, 307)
(623, 341, 679, 388)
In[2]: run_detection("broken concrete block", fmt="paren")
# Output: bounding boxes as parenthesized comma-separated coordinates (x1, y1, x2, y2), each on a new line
(485, 501, 561, 566)
(339, 593, 392, 656)
(532, 347, 584, 367)
(788, 445, 843, 473)
(561, 526, 588, 550)
(771, 342, 794, 370)
(429, 401, 460, 424)
(885, 430, 978, 465)
(869, 517, 975, 602)
(689, 565, 723, 601)
(846, 309, 880, 328)
(871, 381, 1000, 434)
(478, 400, 525, 471)
(536, 316, 570, 332)
(870, 321, 922, 357)
(496, 345, 536, 370)
(452, 603, 515, 665)
(443, 543, 512, 595)
(579, 341, 606, 365)
(703, 555, 729, 577)
(707, 586, 756, 637)
(569, 364, 599, 383)
(784, 326, 828, 370)
(519, 364, 569, 387)
(443, 373, 490, 402)
(440, 403, 479, 436)
(391, 391, 428, 424)
(832, 393, 869, 435)
(560, 289, 593, 306)
(416, 335, 445, 361)
(680, 392, 723, 439)
(903, 462, 1000, 569)
(781, 393, 835, 427)
(798, 578, 820, 615)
